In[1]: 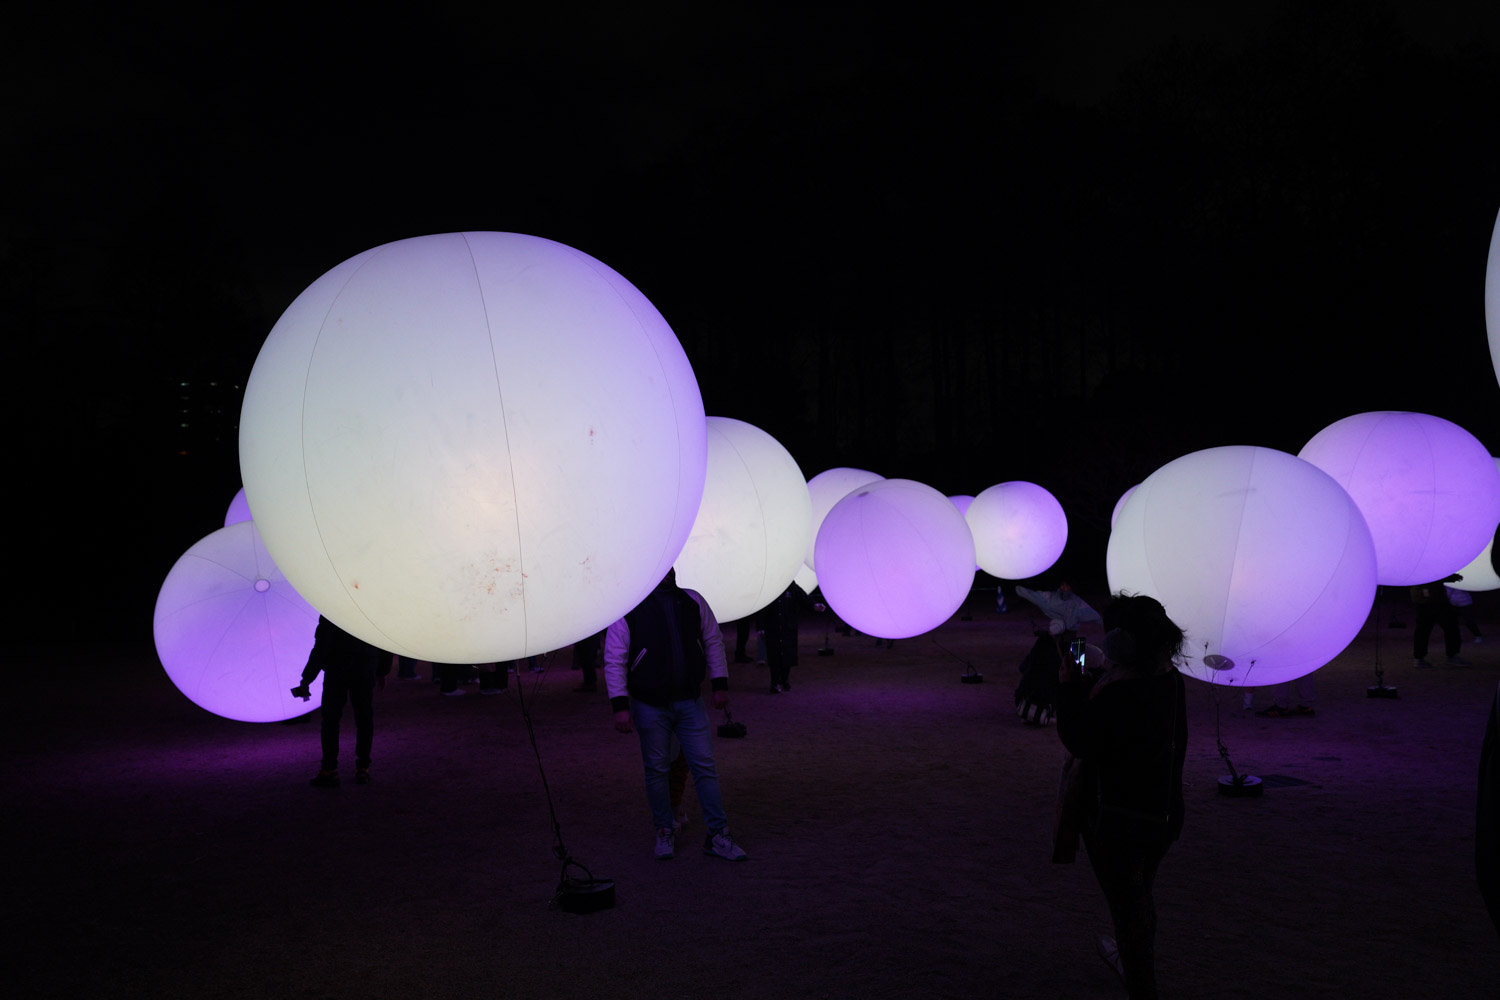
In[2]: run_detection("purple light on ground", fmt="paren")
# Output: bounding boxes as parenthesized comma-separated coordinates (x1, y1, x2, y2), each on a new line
(966, 481, 1068, 581)
(1108, 446, 1377, 687)
(153, 521, 321, 722)
(1298, 412, 1500, 587)
(238, 232, 707, 664)
(673, 416, 812, 622)
(224, 488, 252, 526)
(815, 479, 975, 639)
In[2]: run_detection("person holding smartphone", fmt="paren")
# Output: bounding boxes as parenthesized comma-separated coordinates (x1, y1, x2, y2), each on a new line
(1056, 594, 1188, 1000)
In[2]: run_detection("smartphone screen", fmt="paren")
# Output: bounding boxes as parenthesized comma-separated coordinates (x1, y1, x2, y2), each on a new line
(1069, 637, 1085, 669)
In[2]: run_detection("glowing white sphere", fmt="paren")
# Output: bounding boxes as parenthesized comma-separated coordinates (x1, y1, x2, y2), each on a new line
(1487, 208, 1499, 388)
(239, 232, 707, 663)
(673, 417, 811, 622)
(805, 468, 883, 571)
(814, 479, 976, 639)
(153, 521, 322, 722)
(1110, 485, 1137, 531)
(224, 488, 252, 526)
(1450, 458, 1500, 593)
(793, 563, 818, 595)
(1107, 446, 1377, 687)
(966, 481, 1068, 580)
(1298, 412, 1500, 587)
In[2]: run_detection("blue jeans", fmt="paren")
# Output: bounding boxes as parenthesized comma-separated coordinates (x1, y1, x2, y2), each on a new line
(631, 696, 728, 834)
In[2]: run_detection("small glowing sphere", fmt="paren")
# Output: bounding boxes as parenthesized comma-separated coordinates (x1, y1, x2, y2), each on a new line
(1298, 412, 1500, 586)
(1487, 208, 1499, 389)
(224, 488, 252, 526)
(1450, 459, 1500, 593)
(966, 482, 1068, 580)
(673, 417, 812, 622)
(814, 479, 976, 639)
(1108, 446, 1377, 687)
(153, 521, 322, 722)
(239, 232, 707, 663)
(805, 468, 883, 571)
(1110, 485, 1137, 531)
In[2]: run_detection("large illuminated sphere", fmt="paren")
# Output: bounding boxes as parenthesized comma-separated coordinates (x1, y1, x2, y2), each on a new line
(1450, 459, 1500, 592)
(1298, 412, 1500, 586)
(153, 521, 322, 722)
(814, 479, 976, 639)
(805, 468, 883, 571)
(673, 417, 812, 622)
(224, 488, 252, 526)
(966, 482, 1068, 580)
(1110, 485, 1137, 531)
(1107, 446, 1377, 687)
(1487, 208, 1499, 388)
(239, 232, 707, 663)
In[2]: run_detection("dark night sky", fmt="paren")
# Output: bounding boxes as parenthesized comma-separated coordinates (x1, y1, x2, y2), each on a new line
(10, 2, 1500, 643)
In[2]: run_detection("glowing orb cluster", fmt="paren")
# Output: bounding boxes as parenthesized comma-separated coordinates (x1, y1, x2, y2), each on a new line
(966, 481, 1068, 580)
(805, 468, 883, 572)
(239, 232, 707, 664)
(224, 488, 252, 527)
(1107, 446, 1377, 687)
(814, 479, 976, 639)
(673, 417, 812, 622)
(154, 521, 322, 722)
(1298, 412, 1500, 587)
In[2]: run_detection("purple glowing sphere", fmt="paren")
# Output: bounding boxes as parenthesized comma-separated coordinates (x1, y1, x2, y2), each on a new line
(1108, 446, 1377, 687)
(805, 467, 884, 572)
(966, 482, 1068, 581)
(153, 521, 322, 723)
(239, 232, 707, 664)
(1450, 458, 1500, 593)
(948, 495, 975, 518)
(1298, 412, 1500, 587)
(814, 479, 976, 639)
(224, 488, 252, 527)
(673, 417, 812, 622)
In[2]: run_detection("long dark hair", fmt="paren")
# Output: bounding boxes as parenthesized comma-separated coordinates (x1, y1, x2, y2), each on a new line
(1102, 594, 1185, 673)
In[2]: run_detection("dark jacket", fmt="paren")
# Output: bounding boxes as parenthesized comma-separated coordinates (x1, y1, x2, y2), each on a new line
(1058, 667, 1187, 842)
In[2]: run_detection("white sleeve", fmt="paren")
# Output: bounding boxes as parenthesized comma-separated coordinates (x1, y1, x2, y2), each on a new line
(603, 617, 631, 701)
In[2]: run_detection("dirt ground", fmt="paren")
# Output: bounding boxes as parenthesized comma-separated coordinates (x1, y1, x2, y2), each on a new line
(8, 596, 1498, 999)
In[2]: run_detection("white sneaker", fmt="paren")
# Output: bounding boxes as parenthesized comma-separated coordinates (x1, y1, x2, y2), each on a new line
(654, 827, 675, 860)
(703, 829, 747, 861)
